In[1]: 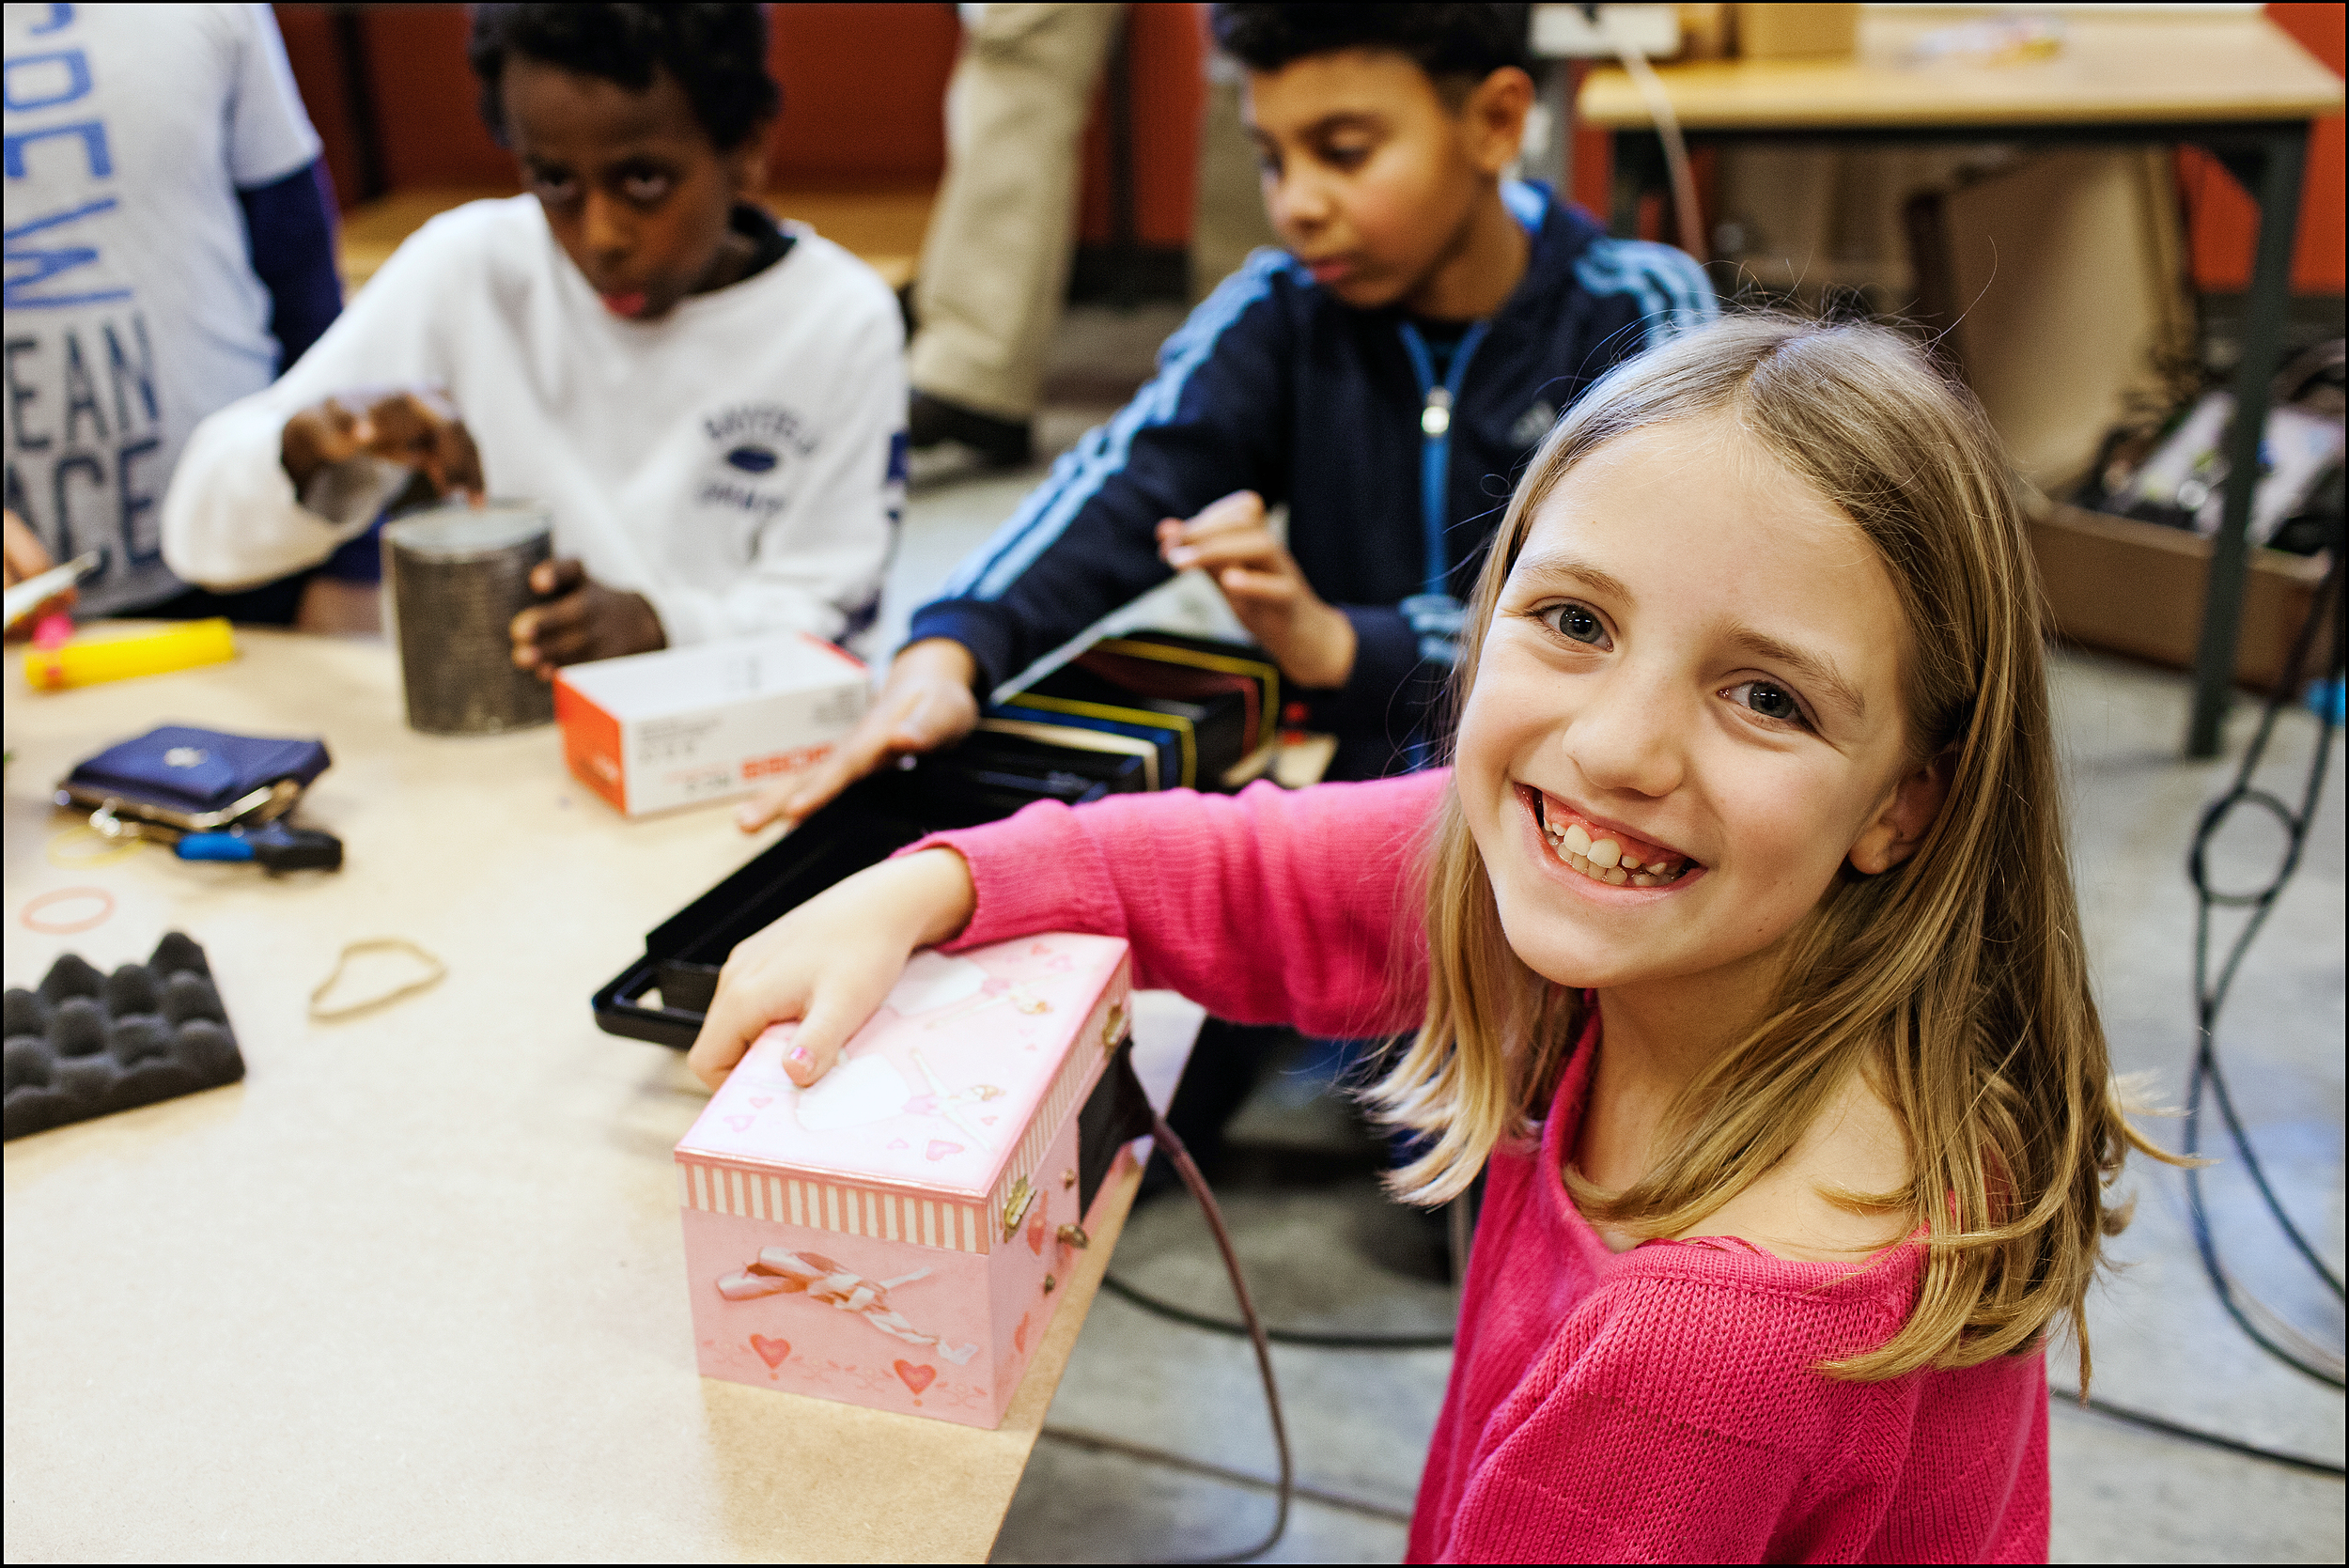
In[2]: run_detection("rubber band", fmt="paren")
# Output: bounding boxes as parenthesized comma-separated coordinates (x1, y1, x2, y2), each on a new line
(22, 885, 117, 935)
(46, 824, 147, 870)
(309, 937, 447, 1021)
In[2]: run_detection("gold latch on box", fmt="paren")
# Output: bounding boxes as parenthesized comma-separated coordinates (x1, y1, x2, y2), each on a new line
(1101, 1001, 1127, 1058)
(1001, 1174, 1035, 1240)
(1057, 1223, 1090, 1250)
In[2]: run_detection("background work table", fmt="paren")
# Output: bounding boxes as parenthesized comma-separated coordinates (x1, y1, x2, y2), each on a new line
(2, 629, 1145, 1561)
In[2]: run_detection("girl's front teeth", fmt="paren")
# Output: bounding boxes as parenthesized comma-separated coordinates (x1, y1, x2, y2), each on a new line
(1547, 816, 1687, 887)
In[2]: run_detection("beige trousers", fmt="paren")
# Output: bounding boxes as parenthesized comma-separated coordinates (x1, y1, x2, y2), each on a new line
(910, 2, 1125, 421)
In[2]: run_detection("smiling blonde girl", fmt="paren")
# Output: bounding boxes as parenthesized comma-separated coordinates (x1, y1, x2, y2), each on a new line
(689, 316, 2161, 1562)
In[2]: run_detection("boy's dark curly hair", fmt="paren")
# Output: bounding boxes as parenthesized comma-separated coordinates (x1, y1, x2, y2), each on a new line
(470, 4, 780, 151)
(1209, 4, 1530, 95)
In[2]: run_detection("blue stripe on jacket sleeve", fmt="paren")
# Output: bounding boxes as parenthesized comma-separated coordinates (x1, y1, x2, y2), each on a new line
(942, 246, 1297, 602)
(1501, 178, 1549, 232)
(1571, 239, 1719, 348)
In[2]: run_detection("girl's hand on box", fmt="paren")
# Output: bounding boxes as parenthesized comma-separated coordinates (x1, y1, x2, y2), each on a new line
(687, 848, 978, 1091)
(508, 557, 664, 676)
(281, 387, 485, 500)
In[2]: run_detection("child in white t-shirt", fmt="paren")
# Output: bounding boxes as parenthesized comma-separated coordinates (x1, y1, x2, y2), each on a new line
(3, 0, 341, 622)
(163, 3, 906, 673)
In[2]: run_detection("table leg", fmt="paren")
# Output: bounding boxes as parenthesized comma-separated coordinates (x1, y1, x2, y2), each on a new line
(2185, 126, 2309, 758)
(1540, 57, 1575, 195)
(1610, 131, 1664, 237)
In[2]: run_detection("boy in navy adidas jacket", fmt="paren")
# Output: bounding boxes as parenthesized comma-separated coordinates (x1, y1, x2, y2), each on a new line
(742, 2, 1714, 828)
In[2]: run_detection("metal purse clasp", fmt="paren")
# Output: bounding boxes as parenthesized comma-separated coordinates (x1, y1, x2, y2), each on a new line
(1001, 1174, 1036, 1240)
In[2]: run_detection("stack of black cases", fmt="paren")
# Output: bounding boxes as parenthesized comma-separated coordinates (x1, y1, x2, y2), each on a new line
(594, 632, 1279, 1048)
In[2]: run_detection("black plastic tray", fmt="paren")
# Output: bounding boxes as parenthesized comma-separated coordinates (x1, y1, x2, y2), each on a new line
(593, 730, 1148, 1048)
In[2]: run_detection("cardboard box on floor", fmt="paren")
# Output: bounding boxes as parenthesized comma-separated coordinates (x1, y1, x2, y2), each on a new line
(1911, 150, 2332, 690)
(1929, 148, 2198, 496)
(2029, 499, 2334, 691)
(1733, 4, 1859, 60)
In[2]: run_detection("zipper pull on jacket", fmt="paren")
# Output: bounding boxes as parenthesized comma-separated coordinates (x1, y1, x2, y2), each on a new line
(1422, 386, 1453, 437)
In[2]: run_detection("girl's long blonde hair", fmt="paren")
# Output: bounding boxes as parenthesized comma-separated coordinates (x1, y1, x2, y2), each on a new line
(1370, 315, 2169, 1381)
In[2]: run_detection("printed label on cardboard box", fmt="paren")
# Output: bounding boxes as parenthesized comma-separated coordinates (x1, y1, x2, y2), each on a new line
(554, 632, 867, 815)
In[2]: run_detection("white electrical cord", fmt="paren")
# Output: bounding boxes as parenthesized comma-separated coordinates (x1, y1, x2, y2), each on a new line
(1606, 21, 1709, 265)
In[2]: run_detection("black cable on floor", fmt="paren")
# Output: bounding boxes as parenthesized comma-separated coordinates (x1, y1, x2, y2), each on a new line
(2049, 1385, 2345, 1479)
(2181, 537, 2346, 1390)
(1150, 1110, 1295, 1563)
(1101, 1271, 1456, 1350)
(1038, 1425, 1413, 1525)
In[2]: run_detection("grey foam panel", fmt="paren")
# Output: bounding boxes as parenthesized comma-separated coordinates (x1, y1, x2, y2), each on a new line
(4, 932, 243, 1140)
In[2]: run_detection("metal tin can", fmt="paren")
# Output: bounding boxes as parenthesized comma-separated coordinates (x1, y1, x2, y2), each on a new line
(382, 504, 556, 736)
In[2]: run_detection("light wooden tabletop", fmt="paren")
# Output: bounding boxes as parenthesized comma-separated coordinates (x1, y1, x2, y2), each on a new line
(1578, 12, 2343, 132)
(2, 628, 1145, 1562)
(338, 187, 934, 294)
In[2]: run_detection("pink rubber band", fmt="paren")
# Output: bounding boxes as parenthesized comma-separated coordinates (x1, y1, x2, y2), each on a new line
(22, 885, 115, 935)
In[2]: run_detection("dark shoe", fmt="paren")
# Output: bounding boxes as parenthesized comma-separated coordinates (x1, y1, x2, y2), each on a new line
(909, 390, 1033, 467)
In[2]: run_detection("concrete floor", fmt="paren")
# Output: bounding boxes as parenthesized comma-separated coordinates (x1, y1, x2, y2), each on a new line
(890, 306, 2345, 1563)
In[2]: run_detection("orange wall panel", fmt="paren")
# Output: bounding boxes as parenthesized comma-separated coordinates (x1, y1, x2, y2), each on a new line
(272, 4, 358, 208)
(272, 0, 1206, 244)
(363, 5, 517, 191)
(2181, 3, 2344, 295)
(1567, 61, 1614, 219)
(1077, 3, 1207, 248)
(765, 4, 957, 188)
(275, 2, 960, 199)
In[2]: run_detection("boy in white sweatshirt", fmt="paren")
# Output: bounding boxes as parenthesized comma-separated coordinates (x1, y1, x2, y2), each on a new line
(162, 3, 905, 673)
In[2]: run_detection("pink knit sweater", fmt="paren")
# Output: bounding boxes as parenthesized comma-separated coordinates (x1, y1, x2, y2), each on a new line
(915, 773, 2050, 1563)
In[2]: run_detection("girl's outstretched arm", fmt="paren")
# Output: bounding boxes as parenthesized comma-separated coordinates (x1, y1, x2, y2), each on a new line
(689, 772, 1442, 1091)
(922, 773, 1441, 1039)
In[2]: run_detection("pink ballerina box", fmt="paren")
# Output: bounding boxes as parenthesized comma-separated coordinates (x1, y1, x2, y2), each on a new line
(674, 933, 1141, 1428)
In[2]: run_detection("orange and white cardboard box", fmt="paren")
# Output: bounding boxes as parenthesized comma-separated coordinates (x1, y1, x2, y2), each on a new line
(553, 632, 867, 815)
(676, 935, 1136, 1427)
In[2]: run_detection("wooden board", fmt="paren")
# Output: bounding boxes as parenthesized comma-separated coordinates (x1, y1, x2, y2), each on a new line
(2029, 501, 2334, 690)
(1579, 13, 2343, 131)
(339, 187, 934, 294)
(1935, 149, 2196, 492)
(2, 629, 1136, 1562)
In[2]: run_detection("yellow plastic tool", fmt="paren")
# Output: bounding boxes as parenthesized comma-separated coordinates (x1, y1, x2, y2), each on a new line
(23, 618, 238, 691)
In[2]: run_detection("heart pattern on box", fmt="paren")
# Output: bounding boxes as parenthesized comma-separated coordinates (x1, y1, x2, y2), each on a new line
(894, 1359, 936, 1395)
(1014, 1312, 1032, 1355)
(926, 1140, 962, 1161)
(725, 1114, 754, 1133)
(749, 1096, 772, 1110)
(750, 1334, 791, 1369)
(1026, 1207, 1048, 1256)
